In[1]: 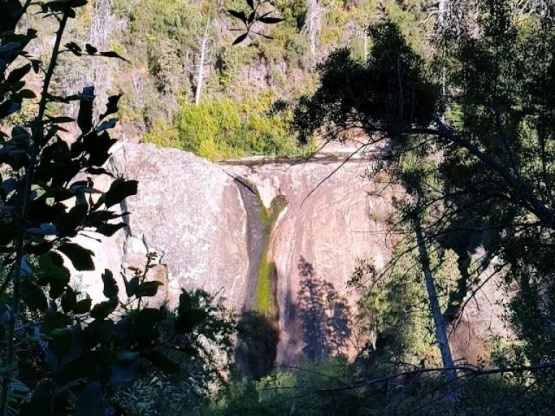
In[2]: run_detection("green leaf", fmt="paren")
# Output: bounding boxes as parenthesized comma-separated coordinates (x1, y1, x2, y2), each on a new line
(21, 279, 48, 312)
(38, 252, 70, 287)
(18, 89, 37, 99)
(101, 269, 118, 300)
(57, 242, 95, 271)
(102, 178, 138, 208)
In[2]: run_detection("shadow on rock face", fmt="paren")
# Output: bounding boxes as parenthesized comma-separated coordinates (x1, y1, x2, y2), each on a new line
(297, 256, 352, 362)
(235, 311, 279, 379)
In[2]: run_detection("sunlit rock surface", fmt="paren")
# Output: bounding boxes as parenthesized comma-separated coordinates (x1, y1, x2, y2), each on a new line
(81, 143, 504, 368)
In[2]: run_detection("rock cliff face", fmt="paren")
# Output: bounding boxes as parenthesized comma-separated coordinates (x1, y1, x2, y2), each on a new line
(228, 160, 397, 365)
(81, 143, 503, 369)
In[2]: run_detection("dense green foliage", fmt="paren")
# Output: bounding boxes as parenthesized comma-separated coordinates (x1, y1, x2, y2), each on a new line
(18, 0, 439, 159)
(0, 2, 231, 414)
(291, 0, 555, 412)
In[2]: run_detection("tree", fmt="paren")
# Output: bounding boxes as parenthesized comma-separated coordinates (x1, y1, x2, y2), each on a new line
(293, 0, 555, 391)
(0, 2, 216, 414)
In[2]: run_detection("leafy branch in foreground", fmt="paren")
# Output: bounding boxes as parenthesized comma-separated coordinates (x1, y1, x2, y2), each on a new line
(293, 0, 555, 404)
(0, 1, 220, 414)
(227, 0, 284, 45)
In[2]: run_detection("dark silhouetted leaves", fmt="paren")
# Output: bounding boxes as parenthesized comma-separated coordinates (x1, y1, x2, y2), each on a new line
(100, 94, 122, 120)
(101, 269, 118, 300)
(7, 64, 32, 83)
(90, 300, 118, 320)
(102, 178, 138, 208)
(123, 275, 140, 297)
(258, 16, 284, 24)
(137, 281, 163, 297)
(85, 43, 97, 54)
(77, 86, 94, 133)
(175, 292, 208, 334)
(228, 9, 247, 23)
(73, 298, 92, 315)
(20, 379, 56, 416)
(75, 381, 104, 416)
(146, 349, 180, 375)
(233, 33, 248, 45)
(61, 288, 77, 313)
(21, 279, 48, 312)
(57, 242, 94, 271)
(99, 50, 129, 63)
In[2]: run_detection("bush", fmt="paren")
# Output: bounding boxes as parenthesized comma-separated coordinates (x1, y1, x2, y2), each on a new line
(153, 92, 306, 160)
(0, 3, 228, 414)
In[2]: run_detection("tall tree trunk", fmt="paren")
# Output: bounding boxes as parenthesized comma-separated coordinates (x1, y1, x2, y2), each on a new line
(305, 0, 320, 62)
(195, 22, 210, 106)
(413, 213, 457, 387)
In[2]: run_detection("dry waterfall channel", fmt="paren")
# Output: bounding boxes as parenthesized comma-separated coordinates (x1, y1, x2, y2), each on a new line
(82, 143, 398, 374)
(82, 143, 500, 375)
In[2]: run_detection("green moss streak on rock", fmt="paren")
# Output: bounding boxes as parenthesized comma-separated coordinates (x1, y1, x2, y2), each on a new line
(255, 195, 288, 317)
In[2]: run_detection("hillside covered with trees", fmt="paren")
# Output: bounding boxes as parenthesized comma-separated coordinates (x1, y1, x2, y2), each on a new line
(27, 0, 436, 158)
(2, 0, 555, 415)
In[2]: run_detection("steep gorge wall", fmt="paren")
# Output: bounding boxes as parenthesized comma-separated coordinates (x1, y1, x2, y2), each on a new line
(229, 160, 398, 365)
(81, 143, 504, 369)
(81, 143, 396, 364)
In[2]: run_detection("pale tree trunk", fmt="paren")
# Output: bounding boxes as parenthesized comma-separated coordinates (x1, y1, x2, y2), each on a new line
(363, 30, 368, 61)
(438, 0, 447, 29)
(412, 212, 458, 390)
(86, 0, 115, 113)
(304, 0, 320, 62)
(437, 0, 448, 99)
(195, 21, 210, 106)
